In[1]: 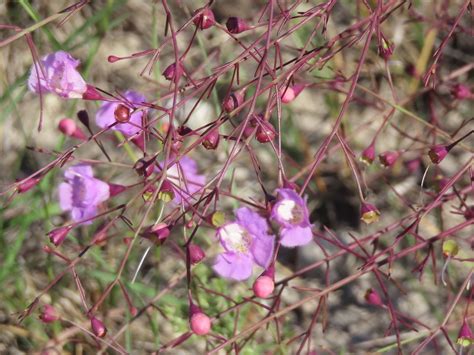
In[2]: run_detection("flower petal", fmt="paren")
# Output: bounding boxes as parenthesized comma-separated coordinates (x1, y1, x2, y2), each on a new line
(58, 182, 72, 211)
(213, 252, 253, 281)
(280, 226, 313, 247)
(251, 233, 274, 268)
(235, 207, 270, 238)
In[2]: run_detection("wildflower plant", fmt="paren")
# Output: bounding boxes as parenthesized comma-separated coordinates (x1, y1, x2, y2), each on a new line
(0, 0, 473, 353)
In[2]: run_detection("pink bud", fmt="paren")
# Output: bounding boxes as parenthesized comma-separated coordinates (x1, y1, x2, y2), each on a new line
(451, 84, 472, 100)
(226, 17, 250, 34)
(82, 84, 105, 101)
(189, 244, 205, 264)
(280, 85, 304, 104)
(162, 62, 183, 82)
(256, 121, 277, 143)
(364, 288, 383, 306)
(146, 223, 170, 243)
(378, 38, 394, 60)
(190, 311, 211, 335)
(17, 177, 41, 193)
(463, 206, 474, 221)
(108, 183, 126, 197)
(48, 226, 72, 247)
(378, 151, 400, 168)
(107, 55, 120, 63)
(193, 8, 215, 30)
(158, 179, 175, 202)
(90, 316, 107, 338)
(253, 275, 275, 298)
(457, 319, 473, 347)
(428, 144, 449, 164)
(39, 304, 59, 323)
(58, 118, 87, 140)
(360, 202, 380, 225)
(360, 143, 376, 166)
(202, 128, 220, 150)
(223, 92, 244, 113)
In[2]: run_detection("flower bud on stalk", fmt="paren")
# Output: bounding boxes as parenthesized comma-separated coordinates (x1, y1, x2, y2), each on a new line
(58, 118, 87, 140)
(379, 151, 400, 168)
(39, 304, 59, 323)
(114, 104, 131, 123)
(202, 128, 220, 150)
(226, 17, 250, 34)
(162, 62, 184, 82)
(189, 303, 211, 335)
(193, 8, 215, 30)
(280, 84, 305, 103)
(451, 84, 472, 100)
(90, 316, 107, 338)
(223, 91, 244, 113)
(253, 265, 275, 298)
(360, 143, 376, 166)
(48, 226, 73, 247)
(17, 177, 41, 193)
(364, 288, 383, 306)
(189, 244, 206, 265)
(256, 121, 277, 143)
(457, 319, 473, 348)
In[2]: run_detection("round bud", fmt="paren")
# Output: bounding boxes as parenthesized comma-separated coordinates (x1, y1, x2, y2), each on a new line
(256, 122, 277, 143)
(114, 104, 131, 123)
(90, 316, 107, 338)
(253, 275, 275, 298)
(190, 312, 211, 335)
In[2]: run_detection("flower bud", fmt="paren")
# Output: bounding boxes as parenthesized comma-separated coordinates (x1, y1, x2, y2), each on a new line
(39, 304, 59, 323)
(223, 92, 244, 113)
(90, 316, 107, 338)
(107, 55, 120, 63)
(451, 84, 472, 100)
(82, 85, 105, 101)
(193, 8, 215, 30)
(253, 275, 275, 298)
(17, 177, 41, 193)
(189, 244, 205, 264)
(405, 158, 421, 173)
(364, 288, 383, 306)
(48, 226, 72, 247)
(226, 17, 250, 34)
(158, 179, 175, 202)
(378, 38, 394, 60)
(189, 304, 211, 335)
(379, 151, 399, 167)
(114, 104, 131, 123)
(202, 128, 220, 150)
(457, 319, 473, 347)
(280, 84, 304, 104)
(360, 203, 380, 225)
(108, 183, 126, 197)
(162, 62, 183, 82)
(146, 223, 170, 243)
(463, 205, 474, 220)
(428, 144, 449, 164)
(256, 121, 277, 143)
(360, 143, 376, 166)
(58, 118, 87, 140)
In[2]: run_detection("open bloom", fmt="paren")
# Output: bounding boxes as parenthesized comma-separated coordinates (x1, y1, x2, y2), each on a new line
(28, 51, 87, 99)
(213, 207, 274, 281)
(272, 188, 313, 247)
(157, 156, 206, 205)
(58, 164, 110, 224)
(96, 91, 146, 136)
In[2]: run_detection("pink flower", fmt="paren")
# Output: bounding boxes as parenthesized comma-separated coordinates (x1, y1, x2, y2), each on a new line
(58, 164, 110, 224)
(213, 207, 275, 281)
(95, 91, 147, 136)
(28, 51, 87, 99)
(271, 188, 313, 247)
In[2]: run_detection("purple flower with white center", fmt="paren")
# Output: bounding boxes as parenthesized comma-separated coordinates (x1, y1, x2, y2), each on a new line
(157, 156, 206, 205)
(271, 188, 313, 247)
(28, 51, 87, 99)
(213, 207, 275, 281)
(58, 164, 110, 224)
(95, 91, 147, 136)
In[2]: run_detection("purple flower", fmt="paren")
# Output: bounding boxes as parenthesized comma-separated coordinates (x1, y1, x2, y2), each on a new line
(271, 188, 313, 247)
(28, 51, 87, 99)
(158, 156, 206, 205)
(213, 207, 274, 281)
(58, 164, 110, 224)
(95, 91, 147, 136)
